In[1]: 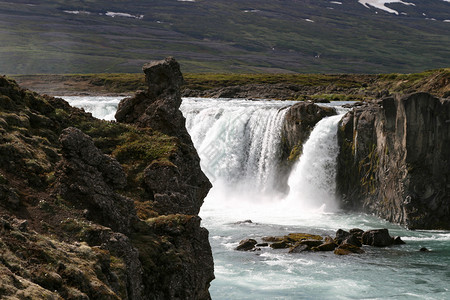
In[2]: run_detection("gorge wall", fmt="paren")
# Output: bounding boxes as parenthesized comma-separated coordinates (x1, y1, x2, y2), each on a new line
(0, 58, 213, 299)
(336, 93, 450, 229)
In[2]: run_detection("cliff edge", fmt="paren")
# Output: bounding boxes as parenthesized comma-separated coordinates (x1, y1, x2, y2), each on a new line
(336, 93, 450, 229)
(0, 57, 213, 299)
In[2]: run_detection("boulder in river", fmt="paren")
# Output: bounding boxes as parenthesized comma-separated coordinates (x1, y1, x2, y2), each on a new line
(362, 229, 394, 247)
(236, 239, 258, 251)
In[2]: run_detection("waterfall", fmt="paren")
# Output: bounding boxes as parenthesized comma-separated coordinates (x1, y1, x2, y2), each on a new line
(63, 96, 343, 212)
(181, 98, 291, 197)
(181, 98, 343, 213)
(284, 114, 344, 212)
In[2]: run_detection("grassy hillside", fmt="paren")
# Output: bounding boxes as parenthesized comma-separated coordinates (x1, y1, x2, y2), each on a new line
(1, 0, 449, 74)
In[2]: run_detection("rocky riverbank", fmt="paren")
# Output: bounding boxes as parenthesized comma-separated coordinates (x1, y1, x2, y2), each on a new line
(0, 58, 213, 299)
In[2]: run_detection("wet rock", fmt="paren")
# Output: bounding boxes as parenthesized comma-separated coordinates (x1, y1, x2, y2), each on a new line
(420, 247, 430, 252)
(362, 229, 394, 247)
(297, 239, 323, 248)
(236, 239, 257, 251)
(393, 236, 406, 245)
(342, 234, 362, 248)
(289, 244, 310, 253)
(335, 229, 351, 245)
(349, 228, 364, 239)
(256, 243, 269, 247)
(285, 233, 323, 243)
(334, 243, 365, 255)
(262, 236, 284, 243)
(270, 240, 290, 249)
(313, 241, 337, 252)
(234, 220, 253, 224)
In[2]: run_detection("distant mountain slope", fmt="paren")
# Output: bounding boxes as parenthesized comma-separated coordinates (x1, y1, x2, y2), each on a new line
(0, 0, 449, 74)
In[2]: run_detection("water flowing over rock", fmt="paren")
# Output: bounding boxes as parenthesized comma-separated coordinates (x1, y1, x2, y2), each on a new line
(336, 92, 450, 229)
(281, 102, 336, 162)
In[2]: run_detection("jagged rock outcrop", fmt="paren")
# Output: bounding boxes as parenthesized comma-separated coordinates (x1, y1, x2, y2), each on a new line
(54, 127, 136, 234)
(115, 57, 214, 298)
(337, 92, 450, 229)
(116, 57, 211, 216)
(0, 57, 214, 299)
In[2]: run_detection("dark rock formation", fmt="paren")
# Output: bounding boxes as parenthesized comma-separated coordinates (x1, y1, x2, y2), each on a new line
(337, 93, 450, 229)
(115, 57, 214, 298)
(288, 244, 310, 253)
(0, 57, 214, 299)
(116, 57, 211, 216)
(313, 237, 337, 251)
(236, 239, 258, 251)
(362, 229, 394, 247)
(54, 127, 136, 234)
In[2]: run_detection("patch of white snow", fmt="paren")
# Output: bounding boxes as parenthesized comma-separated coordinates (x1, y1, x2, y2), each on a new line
(305, 18, 315, 22)
(64, 10, 91, 15)
(105, 11, 144, 19)
(358, 0, 415, 15)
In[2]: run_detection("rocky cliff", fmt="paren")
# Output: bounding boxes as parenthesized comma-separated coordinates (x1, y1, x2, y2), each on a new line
(0, 57, 213, 299)
(336, 93, 450, 229)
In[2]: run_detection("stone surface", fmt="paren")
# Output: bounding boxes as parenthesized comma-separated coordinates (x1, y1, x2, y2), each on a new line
(115, 58, 214, 299)
(116, 57, 211, 216)
(0, 61, 214, 299)
(54, 127, 136, 234)
(313, 241, 337, 252)
(336, 93, 450, 229)
(334, 243, 365, 255)
(289, 244, 310, 253)
(236, 239, 258, 251)
(362, 229, 394, 247)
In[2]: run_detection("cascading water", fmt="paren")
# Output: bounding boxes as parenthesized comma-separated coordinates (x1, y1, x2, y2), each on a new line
(181, 98, 343, 214)
(181, 98, 295, 199)
(63, 96, 450, 300)
(285, 114, 344, 212)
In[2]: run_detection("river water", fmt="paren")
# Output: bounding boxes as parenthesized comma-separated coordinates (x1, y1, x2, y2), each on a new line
(63, 96, 450, 300)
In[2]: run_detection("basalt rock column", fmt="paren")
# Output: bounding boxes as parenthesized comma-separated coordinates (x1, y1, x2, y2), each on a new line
(336, 93, 450, 229)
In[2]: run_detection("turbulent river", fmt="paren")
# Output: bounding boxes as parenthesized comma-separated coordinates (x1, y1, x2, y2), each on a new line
(64, 96, 450, 300)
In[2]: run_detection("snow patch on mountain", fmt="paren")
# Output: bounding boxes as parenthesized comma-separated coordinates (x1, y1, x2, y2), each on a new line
(358, 0, 415, 15)
(105, 11, 144, 19)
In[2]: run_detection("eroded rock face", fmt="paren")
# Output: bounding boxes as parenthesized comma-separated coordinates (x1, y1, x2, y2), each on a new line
(115, 57, 214, 298)
(116, 57, 211, 216)
(54, 127, 136, 234)
(337, 93, 450, 229)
